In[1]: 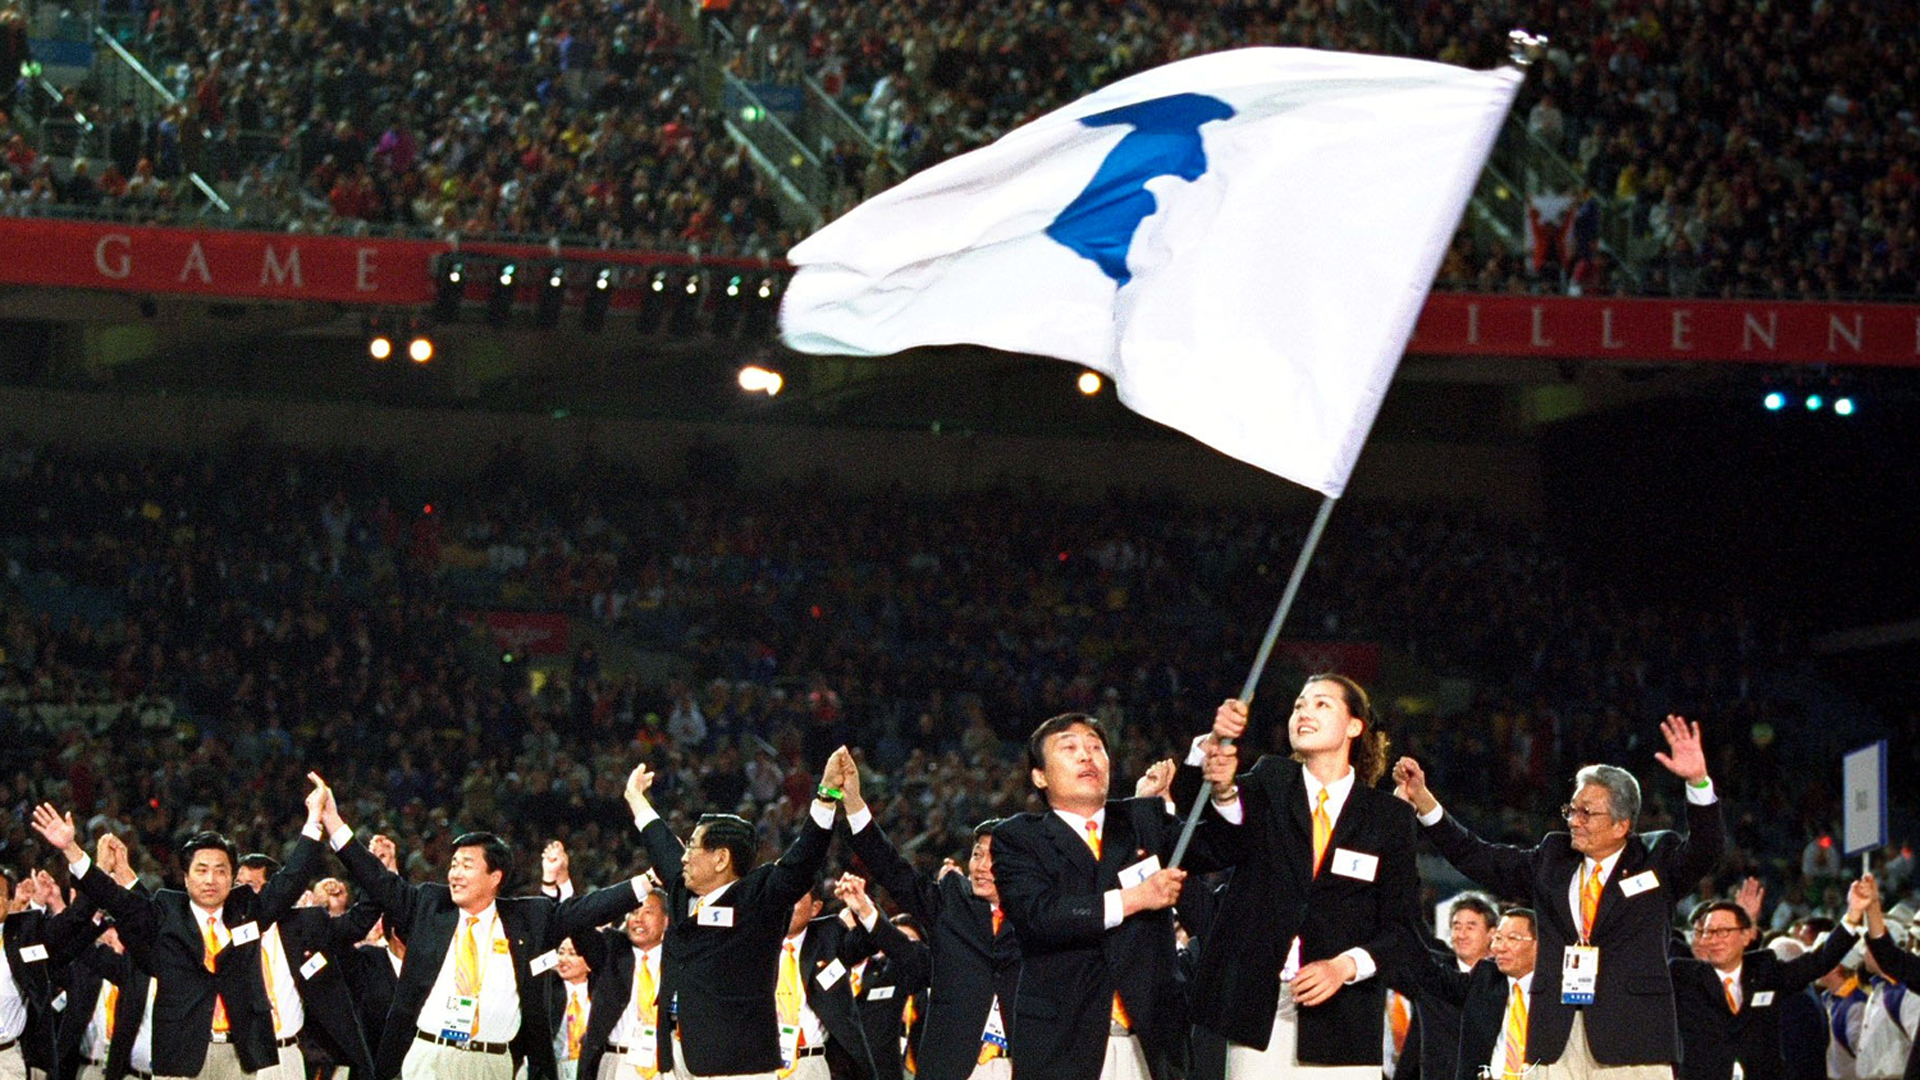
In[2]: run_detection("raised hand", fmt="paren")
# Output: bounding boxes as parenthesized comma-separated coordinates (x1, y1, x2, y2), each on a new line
(1653, 715, 1708, 783)
(368, 834, 400, 873)
(838, 748, 866, 813)
(1391, 757, 1438, 816)
(820, 746, 854, 794)
(31, 803, 81, 858)
(96, 832, 128, 879)
(835, 873, 877, 923)
(1735, 877, 1765, 926)
(937, 858, 964, 881)
(542, 840, 571, 886)
(1212, 699, 1249, 743)
(1848, 874, 1876, 924)
(1135, 758, 1177, 801)
(319, 781, 346, 834)
(625, 762, 656, 814)
(305, 772, 330, 824)
(32, 870, 65, 914)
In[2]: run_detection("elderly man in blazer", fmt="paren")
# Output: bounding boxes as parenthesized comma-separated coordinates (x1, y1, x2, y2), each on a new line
(314, 770, 651, 1080)
(1393, 714, 1725, 1079)
(35, 787, 326, 1080)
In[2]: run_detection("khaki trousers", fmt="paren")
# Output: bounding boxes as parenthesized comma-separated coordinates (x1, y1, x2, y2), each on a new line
(1225, 985, 1382, 1080)
(398, 1040, 515, 1080)
(1537, 1013, 1674, 1080)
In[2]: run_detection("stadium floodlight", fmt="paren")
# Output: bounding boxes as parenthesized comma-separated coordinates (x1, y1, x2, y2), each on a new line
(738, 365, 784, 396)
(434, 259, 465, 322)
(369, 335, 394, 361)
(487, 263, 517, 327)
(1078, 371, 1103, 396)
(536, 265, 565, 329)
(1804, 394, 1824, 412)
(1834, 396, 1855, 416)
(409, 336, 434, 363)
(581, 268, 614, 333)
(1763, 391, 1786, 411)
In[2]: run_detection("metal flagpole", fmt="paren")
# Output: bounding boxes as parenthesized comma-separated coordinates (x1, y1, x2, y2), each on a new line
(1169, 494, 1337, 869)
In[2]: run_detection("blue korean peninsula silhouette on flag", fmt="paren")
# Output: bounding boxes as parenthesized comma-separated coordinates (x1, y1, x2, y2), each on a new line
(780, 48, 1521, 498)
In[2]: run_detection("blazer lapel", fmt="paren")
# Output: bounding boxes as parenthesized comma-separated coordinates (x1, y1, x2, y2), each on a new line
(1590, 835, 1649, 941)
(1265, 765, 1314, 869)
(1043, 813, 1101, 881)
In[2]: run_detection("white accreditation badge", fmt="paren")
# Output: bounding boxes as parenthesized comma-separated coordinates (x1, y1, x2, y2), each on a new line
(441, 995, 480, 1042)
(1561, 945, 1599, 1006)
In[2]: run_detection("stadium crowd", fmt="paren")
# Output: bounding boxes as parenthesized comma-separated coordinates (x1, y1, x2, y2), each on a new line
(0, 0, 1913, 300)
(0, 435, 1915, 1079)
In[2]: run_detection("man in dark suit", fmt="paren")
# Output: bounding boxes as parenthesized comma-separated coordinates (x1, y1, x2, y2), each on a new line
(990, 713, 1194, 1080)
(1403, 907, 1540, 1080)
(1176, 676, 1425, 1077)
(314, 770, 651, 1080)
(3, 866, 104, 1080)
(632, 747, 846, 1079)
(57, 833, 149, 1080)
(834, 881, 930, 1080)
(842, 753, 1021, 1080)
(775, 878, 889, 1080)
(344, 923, 403, 1080)
(232, 854, 381, 1080)
(35, 785, 328, 1080)
(1391, 892, 1499, 1080)
(1671, 885, 1867, 1080)
(552, 867, 665, 1080)
(1393, 714, 1726, 1078)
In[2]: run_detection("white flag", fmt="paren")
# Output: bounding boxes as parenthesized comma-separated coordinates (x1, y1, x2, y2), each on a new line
(780, 48, 1520, 497)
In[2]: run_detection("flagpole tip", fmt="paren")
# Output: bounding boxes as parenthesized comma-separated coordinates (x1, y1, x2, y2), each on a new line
(1507, 29, 1549, 67)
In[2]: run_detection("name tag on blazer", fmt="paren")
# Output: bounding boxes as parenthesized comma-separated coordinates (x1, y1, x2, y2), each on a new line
(529, 950, 560, 976)
(816, 959, 848, 989)
(300, 952, 329, 979)
(1329, 849, 1379, 882)
(867, 985, 896, 1001)
(1118, 855, 1163, 890)
(20, 944, 49, 963)
(697, 905, 735, 928)
(1750, 991, 1775, 1007)
(51, 990, 67, 1012)
(229, 922, 262, 946)
(1617, 870, 1660, 897)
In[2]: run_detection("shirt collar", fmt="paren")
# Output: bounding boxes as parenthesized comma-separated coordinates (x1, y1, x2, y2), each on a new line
(700, 880, 737, 906)
(1051, 806, 1107, 835)
(1719, 962, 1744, 984)
(785, 927, 808, 952)
(1581, 846, 1626, 881)
(458, 902, 499, 930)
(190, 901, 223, 925)
(1301, 763, 1356, 811)
(1513, 971, 1534, 994)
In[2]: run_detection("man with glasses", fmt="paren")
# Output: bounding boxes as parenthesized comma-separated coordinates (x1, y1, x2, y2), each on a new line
(1393, 715, 1724, 1080)
(1404, 907, 1542, 1080)
(1669, 880, 1870, 1080)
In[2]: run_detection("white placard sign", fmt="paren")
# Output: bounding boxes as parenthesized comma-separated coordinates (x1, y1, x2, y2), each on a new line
(1843, 740, 1887, 857)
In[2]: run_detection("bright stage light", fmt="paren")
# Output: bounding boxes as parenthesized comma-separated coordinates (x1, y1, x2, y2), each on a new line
(369, 335, 393, 361)
(738, 365, 784, 396)
(1078, 371, 1103, 396)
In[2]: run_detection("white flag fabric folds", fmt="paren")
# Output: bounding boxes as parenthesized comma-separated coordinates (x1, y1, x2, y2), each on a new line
(780, 48, 1521, 496)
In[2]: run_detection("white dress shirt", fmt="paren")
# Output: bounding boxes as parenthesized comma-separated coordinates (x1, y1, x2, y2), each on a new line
(0, 927, 26, 1042)
(1487, 972, 1534, 1077)
(782, 928, 829, 1048)
(418, 903, 521, 1042)
(612, 945, 663, 1045)
(259, 922, 305, 1038)
(1048, 807, 1132, 931)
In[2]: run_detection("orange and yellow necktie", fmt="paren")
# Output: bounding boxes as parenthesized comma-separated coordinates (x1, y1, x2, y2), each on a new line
(991, 906, 1004, 936)
(776, 941, 804, 1078)
(1078, 817, 1129, 1031)
(1311, 789, 1332, 876)
(1389, 990, 1412, 1055)
(103, 983, 120, 1042)
(564, 990, 586, 1061)
(849, 963, 863, 999)
(204, 916, 229, 1034)
(1502, 980, 1528, 1077)
(1580, 864, 1604, 941)
(1723, 974, 1740, 1014)
(903, 994, 921, 1071)
(631, 954, 659, 1077)
(1083, 819, 1102, 860)
(260, 935, 284, 1034)
(454, 915, 483, 1034)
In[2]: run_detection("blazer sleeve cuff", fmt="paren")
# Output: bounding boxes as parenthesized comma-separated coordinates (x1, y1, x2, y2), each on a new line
(69, 852, 93, 878)
(1685, 778, 1717, 805)
(846, 805, 874, 834)
(1417, 804, 1446, 827)
(1103, 890, 1125, 930)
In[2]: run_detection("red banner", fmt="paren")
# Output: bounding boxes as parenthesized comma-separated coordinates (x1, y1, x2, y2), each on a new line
(0, 217, 772, 306)
(2, 218, 1917, 365)
(463, 611, 572, 657)
(1410, 293, 1920, 366)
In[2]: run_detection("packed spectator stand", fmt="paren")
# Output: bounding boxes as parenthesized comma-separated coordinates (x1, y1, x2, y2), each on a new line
(0, 437, 1904, 936)
(1, 0, 1915, 300)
